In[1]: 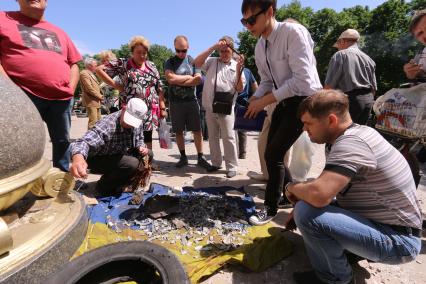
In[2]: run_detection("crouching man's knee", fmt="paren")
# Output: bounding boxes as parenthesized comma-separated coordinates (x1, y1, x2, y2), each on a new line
(293, 201, 323, 231)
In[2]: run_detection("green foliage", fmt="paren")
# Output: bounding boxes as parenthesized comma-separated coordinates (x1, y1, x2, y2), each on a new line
(409, 0, 426, 12)
(148, 44, 174, 76)
(275, 0, 313, 26)
(112, 44, 131, 59)
(236, 0, 423, 96)
(237, 30, 258, 80)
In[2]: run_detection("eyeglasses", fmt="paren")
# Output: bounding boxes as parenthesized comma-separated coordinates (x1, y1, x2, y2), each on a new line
(240, 7, 269, 26)
(175, 48, 188, 54)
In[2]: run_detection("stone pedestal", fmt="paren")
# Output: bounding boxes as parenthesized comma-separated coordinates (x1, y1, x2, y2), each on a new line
(0, 192, 88, 283)
(0, 76, 45, 180)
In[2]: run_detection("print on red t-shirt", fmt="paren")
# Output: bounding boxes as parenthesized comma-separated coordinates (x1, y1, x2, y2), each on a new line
(18, 24, 62, 54)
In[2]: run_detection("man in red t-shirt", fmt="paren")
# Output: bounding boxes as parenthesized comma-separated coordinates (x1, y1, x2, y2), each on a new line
(0, 0, 82, 172)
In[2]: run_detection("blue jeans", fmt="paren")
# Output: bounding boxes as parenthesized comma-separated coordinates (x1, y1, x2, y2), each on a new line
(28, 94, 73, 172)
(294, 201, 421, 284)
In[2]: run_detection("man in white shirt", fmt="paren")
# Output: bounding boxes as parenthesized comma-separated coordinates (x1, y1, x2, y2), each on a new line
(241, 0, 322, 225)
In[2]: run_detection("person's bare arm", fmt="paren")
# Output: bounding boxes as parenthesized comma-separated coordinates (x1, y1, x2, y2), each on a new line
(181, 73, 202, 87)
(286, 170, 351, 208)
(251, 81, 259, 93)
(96, 65, 124, 92)
(193, 40, 226, 68)
(235, 55, 245, 93)
(69, 64, 80, 93)
(164, 70, 193, 85)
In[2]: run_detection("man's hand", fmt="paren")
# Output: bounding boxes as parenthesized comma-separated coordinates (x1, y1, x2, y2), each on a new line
(248, 96, 259, 103)
(70, 154, 88, 179)
(404, 61, 423, 79)
(139, 146, 149, 156)
(284, 210, 297, 231)
(245, 97, 266, 118)
(213, 40, 228, 51)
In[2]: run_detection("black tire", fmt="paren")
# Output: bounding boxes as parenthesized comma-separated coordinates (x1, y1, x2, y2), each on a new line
(46, 241, 189, 284)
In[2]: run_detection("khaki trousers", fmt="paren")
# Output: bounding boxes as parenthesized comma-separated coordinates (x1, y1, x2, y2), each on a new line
(86, 106, 101, 129)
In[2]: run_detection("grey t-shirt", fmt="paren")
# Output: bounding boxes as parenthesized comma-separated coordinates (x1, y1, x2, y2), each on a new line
(325, 44, 377, 93)
(326, 124, 422, 229)
(164, 55, 200, 102)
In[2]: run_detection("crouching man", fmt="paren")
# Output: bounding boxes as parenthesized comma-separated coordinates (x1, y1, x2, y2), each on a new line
(285, 89, 422, 284)
(70, 98, 152, 196)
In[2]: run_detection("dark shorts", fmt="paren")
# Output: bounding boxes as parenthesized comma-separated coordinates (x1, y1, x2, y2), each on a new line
(170, 100, 201, 133)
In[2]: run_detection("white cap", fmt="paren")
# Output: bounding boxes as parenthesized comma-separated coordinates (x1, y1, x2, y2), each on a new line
(333, 29, 360, 47)
(123, 98, 148, 128)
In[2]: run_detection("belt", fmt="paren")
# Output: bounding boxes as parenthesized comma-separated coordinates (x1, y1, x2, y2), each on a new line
(345, 88, 372, 96)
(280, 96, 306, 107)
(390, 225, 422, 238)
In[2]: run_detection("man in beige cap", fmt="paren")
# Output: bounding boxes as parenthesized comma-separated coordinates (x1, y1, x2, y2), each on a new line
(324, 28, 377, 125)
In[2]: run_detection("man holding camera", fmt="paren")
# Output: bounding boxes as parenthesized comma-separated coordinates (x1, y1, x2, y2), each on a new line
(194, 36, 245, 178)
(404, 9, 426, 81)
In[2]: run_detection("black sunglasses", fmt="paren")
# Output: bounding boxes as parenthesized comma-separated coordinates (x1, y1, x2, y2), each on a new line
(175, 48, 188, 54)
(240, 7, 269, 26)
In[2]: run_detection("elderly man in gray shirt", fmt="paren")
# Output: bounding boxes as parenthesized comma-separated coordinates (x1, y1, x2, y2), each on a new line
(241, 0, 322, 226)
(324, 29, 377, 125)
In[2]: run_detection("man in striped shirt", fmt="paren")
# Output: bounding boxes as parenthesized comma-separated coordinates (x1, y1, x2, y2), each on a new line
(285, 89, 422, 284)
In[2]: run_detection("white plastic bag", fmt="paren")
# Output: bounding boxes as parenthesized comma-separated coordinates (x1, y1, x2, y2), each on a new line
(158, 118, 173, 149)
(373, 83, 426, 137)
(289, 131, 315, 182)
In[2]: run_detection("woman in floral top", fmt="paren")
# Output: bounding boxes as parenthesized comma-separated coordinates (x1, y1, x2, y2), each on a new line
(96, 36, 167, 152)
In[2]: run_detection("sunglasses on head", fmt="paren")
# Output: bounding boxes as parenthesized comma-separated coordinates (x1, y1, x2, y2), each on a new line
(175, 48, 188, 54)
(240, 6, 269, 26)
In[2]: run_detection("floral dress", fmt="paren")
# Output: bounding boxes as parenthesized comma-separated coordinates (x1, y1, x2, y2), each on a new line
(105, 58, 163, 131)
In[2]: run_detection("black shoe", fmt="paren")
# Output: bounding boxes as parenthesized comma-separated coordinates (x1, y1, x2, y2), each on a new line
(197, 156, 212, 170)
(293, 271, 327, 284)
(207, 165, 221, 172)
(278, 195, 293, 209)
(249, 207, 276, 225)
(175, 156, 188, 168)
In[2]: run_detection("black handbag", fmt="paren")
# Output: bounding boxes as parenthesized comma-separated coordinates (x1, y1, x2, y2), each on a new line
(212, 60, 236, 115)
